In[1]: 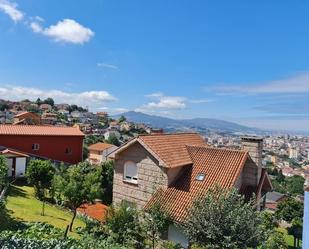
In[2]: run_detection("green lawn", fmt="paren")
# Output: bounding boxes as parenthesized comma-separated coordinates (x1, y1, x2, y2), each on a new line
(277, 227, 302, 249)
(4, 183, 85, 237)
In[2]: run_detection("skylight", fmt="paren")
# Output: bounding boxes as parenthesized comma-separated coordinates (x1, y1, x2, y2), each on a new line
(196, 173, 205, 181)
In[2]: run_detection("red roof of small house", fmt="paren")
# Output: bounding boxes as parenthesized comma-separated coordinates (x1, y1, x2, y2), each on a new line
(146, 145, 248, 222)
(89, 142, 115, 152)
(77, 202, 109, 222)
(0, 125, 84, 137)
(14, 111, 39, 118)
(0, 148, 29, 157)
(111, 133, 206, 168)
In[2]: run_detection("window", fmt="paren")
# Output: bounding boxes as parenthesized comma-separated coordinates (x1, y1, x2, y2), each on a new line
(32, 144, 40, 151)
(124, 161, 138, 183)
(196, 173, 205, 181)
(65, 148, 72, 155)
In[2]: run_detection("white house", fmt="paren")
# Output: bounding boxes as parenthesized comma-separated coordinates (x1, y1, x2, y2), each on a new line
(88, 142, 118, 164)
(0, 147, 29, 178)
(103, 130, 121, 141)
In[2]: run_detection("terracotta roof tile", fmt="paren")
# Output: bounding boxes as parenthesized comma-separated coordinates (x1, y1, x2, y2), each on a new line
(89, 142, 115, 151)
(146, 145, 248, 222)
(0, 125, 84, 137)
(138, 133, 206, 168)
(77, 202, 109, 222)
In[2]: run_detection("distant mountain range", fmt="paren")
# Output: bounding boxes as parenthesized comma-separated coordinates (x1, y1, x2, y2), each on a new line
(115, 111, 266, 135)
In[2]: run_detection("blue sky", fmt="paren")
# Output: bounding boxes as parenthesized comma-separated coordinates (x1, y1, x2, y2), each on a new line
(1, 0, 309, 132)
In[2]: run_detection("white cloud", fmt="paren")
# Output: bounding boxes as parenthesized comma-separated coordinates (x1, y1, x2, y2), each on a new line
(97, 63, 119, 70)
(215, 72, 309, 94)
(145, 92, 164, 98)
(0, 0, 23, 22)
(144, 93, 186, 109)
(0, 85, 116, 110)
(189, 99, 212, 104)
(30, 19, 94, 44)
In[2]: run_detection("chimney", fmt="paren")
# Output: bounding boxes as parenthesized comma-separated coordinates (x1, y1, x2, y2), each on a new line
(241, 136, 263, 183)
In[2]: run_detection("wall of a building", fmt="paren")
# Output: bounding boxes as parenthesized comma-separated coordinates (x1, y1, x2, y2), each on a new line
(303, 191, 309, 248)
(241, 158, 259, 186)
(0, 135, 83, 164)
(113, 142, 168, 208)
(15, 157, 26, 177)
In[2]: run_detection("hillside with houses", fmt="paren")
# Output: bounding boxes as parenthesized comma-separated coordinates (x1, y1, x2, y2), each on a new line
(0, 97, 305, 248)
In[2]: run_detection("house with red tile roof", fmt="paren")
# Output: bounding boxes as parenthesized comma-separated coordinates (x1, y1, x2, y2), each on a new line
(13, 111, 41, 125)
(88, 142, 118, 164)
(110, 133, 272, 248)
(0, 125, 84, 164)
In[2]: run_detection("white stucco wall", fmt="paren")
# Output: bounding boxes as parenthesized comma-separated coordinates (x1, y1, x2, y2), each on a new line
(16, 158, 26, 177)
(168, 225, 189, 248)
(6, 158, 13, 177)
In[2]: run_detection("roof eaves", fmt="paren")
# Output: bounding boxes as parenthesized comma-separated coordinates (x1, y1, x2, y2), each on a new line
(136, 138, 167, 167)
(231, 151, 249, 186)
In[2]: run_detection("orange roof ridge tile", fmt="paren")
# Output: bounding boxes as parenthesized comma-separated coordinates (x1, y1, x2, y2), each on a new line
(0, 124, 84, 137)
(138, 132, 200, 137)
(186, 144, 247, 153)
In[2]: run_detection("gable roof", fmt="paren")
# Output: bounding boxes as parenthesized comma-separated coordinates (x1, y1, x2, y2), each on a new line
(14, 111, 40, 118)
(111, 133, 206, 168)
(0, 125, 84, 137)
(146, 145, 248, 222)
(89, 142, 115, 151)
(0, 147, 29, 157)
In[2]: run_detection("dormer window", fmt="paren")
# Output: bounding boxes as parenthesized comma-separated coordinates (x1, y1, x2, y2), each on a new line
(196, 173, 205, 181)
(124, 161, 138, 184)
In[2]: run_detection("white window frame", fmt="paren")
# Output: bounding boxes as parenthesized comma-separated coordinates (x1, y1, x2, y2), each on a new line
(124, 161, 138, 184)
(32, 144, 40, 151)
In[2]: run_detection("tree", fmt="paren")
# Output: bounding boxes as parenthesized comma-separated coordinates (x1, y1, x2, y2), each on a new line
(83, 144, 89, 160)
(277, 170, 285, 183)
(84, 135, 104, 146)
(181, 186, 262, 249)
(118, 115, 126, 123)
(0, 155, 8, 190)
(26, 160, 55, 216)
(144, 203, 172, 249)
(0, 102, 9, 111)
(52, 162, 102, 231)
(35, 98, 42, 105)
(286, 175, 305, 195)
(261, 212, 278, 232)
(26, 104, 40, 113)
(100, 160, 114, 205)
(43, 98, 54, 106)
(265, 230, 288, 249)
(106, 201, 145, 247)
(107, 133, 120, 146)
(275, 197, 303, 223)
(287, 218, 303, 248)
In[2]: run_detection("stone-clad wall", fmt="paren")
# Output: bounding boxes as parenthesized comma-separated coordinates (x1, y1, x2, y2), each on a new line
(113, 142, 168, 208)
(241, 138, 263, 186)
(242, 158, 259, 186)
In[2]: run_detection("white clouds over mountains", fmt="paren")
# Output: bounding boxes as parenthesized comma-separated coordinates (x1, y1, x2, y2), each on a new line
(0, 86, 116, 109)
(144, 93, 186, 109)
(0, 0, 94, 44)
